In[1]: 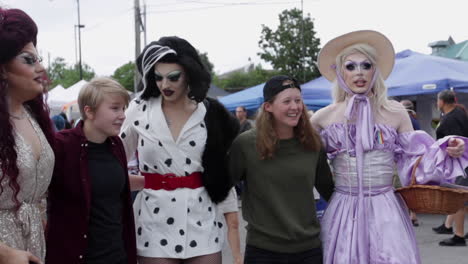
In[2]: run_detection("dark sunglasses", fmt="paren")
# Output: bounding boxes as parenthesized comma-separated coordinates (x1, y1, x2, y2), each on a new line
(344, 61, 373, 72)
(154, 70, 183, 82)
(16, 52, 43, 66)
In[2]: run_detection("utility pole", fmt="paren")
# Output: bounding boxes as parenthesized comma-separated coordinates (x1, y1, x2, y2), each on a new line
(301, 0, 305, 83)
(143, 1, 147, 46)
(134, 0, 142, 93)
(76, 0, 85, 80)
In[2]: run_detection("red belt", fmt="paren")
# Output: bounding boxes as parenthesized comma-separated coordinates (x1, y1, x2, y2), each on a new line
(141, 172, 203, 191)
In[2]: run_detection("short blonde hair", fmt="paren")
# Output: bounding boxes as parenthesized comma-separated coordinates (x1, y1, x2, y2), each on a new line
(78, 77, 130, 120)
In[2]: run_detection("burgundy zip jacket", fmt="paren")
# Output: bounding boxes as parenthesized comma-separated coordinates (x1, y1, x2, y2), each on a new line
(46, 121, 137, 264)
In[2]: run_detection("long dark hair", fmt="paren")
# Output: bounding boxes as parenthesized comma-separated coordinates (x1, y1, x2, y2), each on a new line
(0, 8, 55, 207)
(136, 36, 211, 103)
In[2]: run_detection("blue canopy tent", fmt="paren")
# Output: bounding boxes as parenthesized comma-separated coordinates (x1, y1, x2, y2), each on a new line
(219, 81, 331, 114)
(219, 83, 265, 114)
(386, 50, 468, 96)
(220, 50, 468, 115)
(299, 49, 468, 98)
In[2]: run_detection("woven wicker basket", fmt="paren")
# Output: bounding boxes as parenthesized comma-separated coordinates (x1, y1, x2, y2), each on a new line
(395, 157, 468, 215)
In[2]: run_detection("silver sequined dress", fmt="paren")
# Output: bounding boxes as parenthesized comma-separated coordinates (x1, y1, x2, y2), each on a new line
(0, 112, 54, 262)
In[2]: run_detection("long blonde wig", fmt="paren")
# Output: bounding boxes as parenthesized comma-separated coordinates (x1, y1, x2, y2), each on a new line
(332, 43, 399, 114)
(255, 99, 322, 160)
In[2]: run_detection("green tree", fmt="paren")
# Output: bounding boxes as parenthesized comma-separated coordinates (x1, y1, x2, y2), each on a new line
(213, 64, 280, 91)
(47, 57, 95, 88)
(258, 8, 321, 83)
(112, 61, 135, 92)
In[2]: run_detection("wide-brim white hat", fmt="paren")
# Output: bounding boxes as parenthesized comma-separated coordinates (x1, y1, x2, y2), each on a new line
(318, 30, 395, 81)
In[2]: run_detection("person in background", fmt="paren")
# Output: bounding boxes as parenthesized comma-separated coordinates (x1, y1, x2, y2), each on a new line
(46, 77, 137, 264)
(235, 106, 252, 133)
(401, 99, 421, 130)
(432, 89, 468, 246)
(120, 36, 241, 264)
(234, 106, 252, 198)
(311, 30, 466, 264)
(0, 7, 55, 264)
(229, 75, 334, 263)
(59, 111, 72, 129)
(51, 114, 66, 131)
(400, 99, 421, 226)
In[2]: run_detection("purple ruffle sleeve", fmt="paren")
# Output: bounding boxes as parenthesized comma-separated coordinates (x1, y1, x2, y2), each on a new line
(396, 131, 468, 186)
(320, 123, 468, 187)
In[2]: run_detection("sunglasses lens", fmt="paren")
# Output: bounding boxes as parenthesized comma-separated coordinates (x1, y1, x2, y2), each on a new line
(155, 75, 163, 81)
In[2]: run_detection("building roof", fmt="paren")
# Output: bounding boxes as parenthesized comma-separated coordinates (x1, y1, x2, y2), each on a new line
(438, 40, 468, 60)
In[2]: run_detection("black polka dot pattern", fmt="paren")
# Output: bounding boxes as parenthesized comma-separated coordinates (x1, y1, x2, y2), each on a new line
(196, 221, 202, 226)
(215, 237, 219, 243)
(185, 171, 189, 176)
(200, 123, 205, 128)
(175, 245, 183, 253)
(208, 207, 212, 212)
(121, 132, 126, 138)
(186, 158, 191, 165)
(179, 229, 185, 236)
(153, 165, 158, 170)
(199, 197, 203, 202)
(144, 241, 149, 247)
(190, 240, 197, 247)
(137, 227, 142, 235)
(135, 100, 141, 104)
(217, 222, 223, 228)
(159, 141, 163, 147)
(165, 158, 172, 167)
(160, 239, 167, 246)
(153, 207, 159, 214)
(141, 139, 144, 146)
(187, 208, 190, 213)
(138, 209, 141, 216)
(143, 165, 148, 171)
(167, 217, 174, 225)
(145, 124, 149, 130)
(171, 198, 176, 202)
(134, 120, 139, 126)
(189, 141, 196, 147)
(145, 196, 149, 201)
(143, 104, 147, 111)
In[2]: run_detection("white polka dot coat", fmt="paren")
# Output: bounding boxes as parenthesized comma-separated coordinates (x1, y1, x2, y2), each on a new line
(120, 96, 238, 258)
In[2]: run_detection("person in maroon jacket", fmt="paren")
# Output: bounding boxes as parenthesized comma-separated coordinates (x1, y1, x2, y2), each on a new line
(46, 77, 137, 264)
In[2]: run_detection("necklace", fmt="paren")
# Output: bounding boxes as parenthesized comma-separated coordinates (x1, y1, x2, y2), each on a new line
(10, 111, 27, 120)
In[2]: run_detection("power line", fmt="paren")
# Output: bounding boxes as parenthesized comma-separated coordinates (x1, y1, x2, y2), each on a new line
(146, 1, 301, 15)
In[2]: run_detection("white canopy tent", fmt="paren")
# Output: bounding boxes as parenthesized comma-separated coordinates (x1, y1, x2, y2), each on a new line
(47, 80, 88, 116)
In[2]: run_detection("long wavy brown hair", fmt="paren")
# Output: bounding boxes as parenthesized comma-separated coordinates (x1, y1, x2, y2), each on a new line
(255, 98, 322, 160)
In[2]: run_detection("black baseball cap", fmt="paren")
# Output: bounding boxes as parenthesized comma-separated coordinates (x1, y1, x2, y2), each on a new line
(263, 75, 301, 102)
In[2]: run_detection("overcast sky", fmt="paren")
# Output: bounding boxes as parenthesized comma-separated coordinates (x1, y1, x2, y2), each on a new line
(1, 0, 467, 77)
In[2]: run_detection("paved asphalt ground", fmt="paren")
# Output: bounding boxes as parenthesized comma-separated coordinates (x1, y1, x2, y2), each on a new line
(222, 210, 468, 263)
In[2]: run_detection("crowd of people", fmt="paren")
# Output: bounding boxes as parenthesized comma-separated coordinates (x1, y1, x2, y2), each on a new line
(1, 6, 468, 264)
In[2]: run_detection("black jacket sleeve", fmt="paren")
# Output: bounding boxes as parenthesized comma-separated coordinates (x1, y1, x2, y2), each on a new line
(202, 97, 240, 203)
(315, 149, 334, 202)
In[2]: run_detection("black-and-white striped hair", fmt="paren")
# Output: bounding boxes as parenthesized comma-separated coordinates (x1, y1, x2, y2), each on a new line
(136, 36, 211, 103)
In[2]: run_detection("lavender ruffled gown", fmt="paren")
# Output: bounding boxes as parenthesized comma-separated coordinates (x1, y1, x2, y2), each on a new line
(320, 123, 468, 264)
